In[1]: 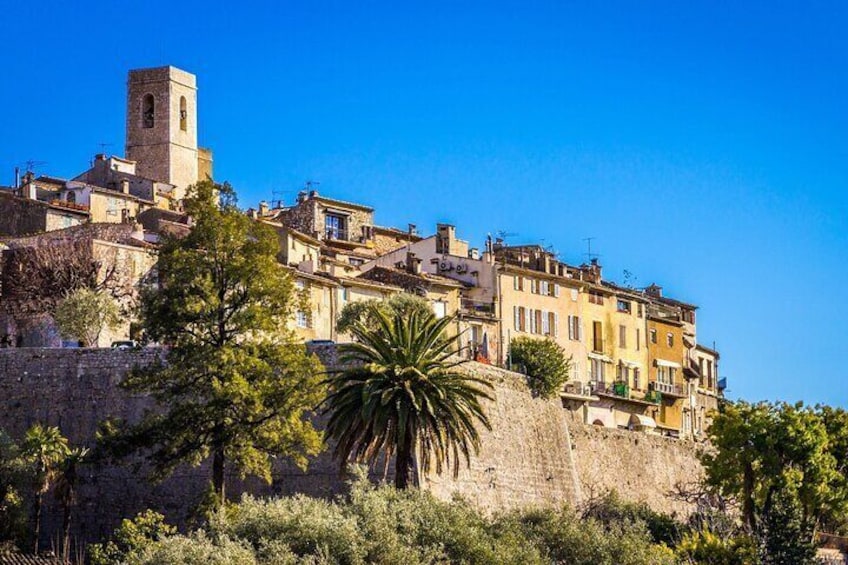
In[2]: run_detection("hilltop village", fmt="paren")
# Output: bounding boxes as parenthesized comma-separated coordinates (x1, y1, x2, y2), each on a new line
(0, 65, 725, 442)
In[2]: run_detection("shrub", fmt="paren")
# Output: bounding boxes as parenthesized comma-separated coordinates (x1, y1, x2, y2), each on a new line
(335, 293, 432, 335)
(508, 336, 571, 398)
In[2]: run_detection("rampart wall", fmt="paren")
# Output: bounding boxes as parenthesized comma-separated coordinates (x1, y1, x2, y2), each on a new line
(0, 347, 703, 545)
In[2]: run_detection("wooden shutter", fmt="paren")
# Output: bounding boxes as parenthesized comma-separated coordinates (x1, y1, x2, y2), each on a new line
(593, 321, 603, 352)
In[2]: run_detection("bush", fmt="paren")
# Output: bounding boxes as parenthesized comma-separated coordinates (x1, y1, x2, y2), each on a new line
(335, 293, 432, 335)
(90, 476, 688, 565)
(508, 337, 571, 398)
(581, 490, 683, 545)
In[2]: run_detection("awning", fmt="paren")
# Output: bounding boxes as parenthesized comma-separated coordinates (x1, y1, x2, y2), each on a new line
(655, 359, 682, 368)
(588, 352, 613, 363)
(629, 413, 657, 429)
(620, 359, 640, 369)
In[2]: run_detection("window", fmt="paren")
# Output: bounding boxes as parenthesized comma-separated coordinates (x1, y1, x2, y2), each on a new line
(592, 321, 603, 353)
(325, 213, 346, 240)
(617, 363, 630, 384)
(514, 276, 524, 291)
(142, 94, 154, 128)
(619, 325, 627, 348)
(295, 280, 306, 291)
(553, 283, 560, 297)
(514, 306, 527, 332)
(66, 191, 76, 204)
(657, 366, 676, 384)
(590, 358, 606, 384)
(179, 96, 187, 131)
(296, 310, 309, 328)
(637, 303, 643, 318)
(616, 299, 631, 314)
(549, 312, 558, 337)
(540, 280, 549, 296)
(588, 291, 604, 305)
(633, 368, 640, 390)
(667, 333, 674, 347)
(567, 315, 582, 341)
(636, 328, 641, 351)
(348, 258, 364, 267)
(432, 301, 446, 319)
(541, 311, 550, 335)
(650, 329, 657, 344)
(361, 225, 373, 240)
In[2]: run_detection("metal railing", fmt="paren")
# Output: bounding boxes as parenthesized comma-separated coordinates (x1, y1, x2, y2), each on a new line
(650, 381, 686, 397)
(460, 299, 496, 316)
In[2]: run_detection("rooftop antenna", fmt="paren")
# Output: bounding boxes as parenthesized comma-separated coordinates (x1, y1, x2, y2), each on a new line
(97, 142, 113, 154)
(271, 188, 285, 209)
(582, 236, 600, 263)
(18, 159, 47, 173)
(495, 229, 517, 243)
(304, 180, 320, 191)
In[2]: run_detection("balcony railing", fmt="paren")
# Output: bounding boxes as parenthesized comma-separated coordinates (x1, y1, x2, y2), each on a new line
(650, 381, 687, 398)
(325, 228, 349, 241)
(460, 299, 496, 317)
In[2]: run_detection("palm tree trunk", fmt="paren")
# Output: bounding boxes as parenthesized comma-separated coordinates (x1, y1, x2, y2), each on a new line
(212, 447, 225, 505)
(62, 500, 71, 562)
(395, 444, 411, 489)
(32, 493, 42, 554)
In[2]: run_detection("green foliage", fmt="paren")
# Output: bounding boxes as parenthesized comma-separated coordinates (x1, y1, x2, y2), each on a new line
(113, 180, 325, 504)
(676, 530, 759, 565)
(93, 477, 680, 565)
(335, 293, 432, 335)
(702, 400, 848, 561)
(581, 490, 683, 545)
(21, 423, 71, 553)
(323, 309, 493, 488)
(54, 286, 121, 346)
(508, 336, 571, 398)
(503, 506, 676, 565)
(0, 430, 28, 548)
(89, 510, 177, 565)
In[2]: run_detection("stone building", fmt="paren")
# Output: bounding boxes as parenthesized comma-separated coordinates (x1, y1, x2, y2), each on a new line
(125, 66, 213, 201)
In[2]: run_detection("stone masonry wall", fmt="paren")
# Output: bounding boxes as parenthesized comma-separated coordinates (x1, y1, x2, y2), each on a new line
(0, 346, 703, 546)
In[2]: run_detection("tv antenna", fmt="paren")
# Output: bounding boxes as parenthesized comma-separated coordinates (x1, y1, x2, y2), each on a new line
(582, 237, 599, 262)
(271, 188, 285, 209)
(304, 180, 320, 191)
(18, 159, 47, 173)
(97, 142, 113, 154)
(496, 229, 517, 242)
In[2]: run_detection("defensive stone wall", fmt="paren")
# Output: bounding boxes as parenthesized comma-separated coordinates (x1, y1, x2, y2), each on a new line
(0, 346, 703, 546)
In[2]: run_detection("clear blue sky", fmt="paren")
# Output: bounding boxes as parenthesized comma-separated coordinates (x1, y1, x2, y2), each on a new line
(2, 1, 846, 407)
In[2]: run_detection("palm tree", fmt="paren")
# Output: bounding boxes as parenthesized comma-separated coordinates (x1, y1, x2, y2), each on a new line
(322, 309, 493, 489)
(54, 446, 89, 561)
(22, 424, 70, 554)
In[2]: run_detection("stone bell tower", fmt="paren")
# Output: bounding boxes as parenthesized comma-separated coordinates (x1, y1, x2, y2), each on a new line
(125, 66, 199, 202)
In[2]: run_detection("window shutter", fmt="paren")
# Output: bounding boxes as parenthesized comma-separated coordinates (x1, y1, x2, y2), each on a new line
(514, 276, 519, 291)
(524, 307, 530, 333)
(554, 283, 560, 297)
(553, 312, 558, 337)
(577, 317, 583, 342)
(514, 306, 520, 331)
(567, 315, 574, 340)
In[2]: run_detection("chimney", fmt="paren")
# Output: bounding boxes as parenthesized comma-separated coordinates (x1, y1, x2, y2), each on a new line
(121, 178, 130, 194)
(645, 283, 663, 298)
(406, 252, 422, 275)
(258, 200, 269, 216)
(22, 173, 36, 200)
(297, 191, 308, 204)
(95, 153, 107, 161)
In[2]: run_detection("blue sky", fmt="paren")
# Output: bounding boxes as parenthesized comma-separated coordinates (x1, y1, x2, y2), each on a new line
(2, 1, 846, 406)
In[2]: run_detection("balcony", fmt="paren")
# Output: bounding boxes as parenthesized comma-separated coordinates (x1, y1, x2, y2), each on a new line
(324, 228, 349, 241)
(460, 299, 496, 318)
(561, 380, 598, 400)
(650, 381, 687, 398)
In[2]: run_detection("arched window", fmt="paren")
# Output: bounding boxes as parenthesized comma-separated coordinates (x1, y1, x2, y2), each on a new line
(179, 96, 187, 131)
(142, 94, 154, 128)
(66, 191, 76, 204)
